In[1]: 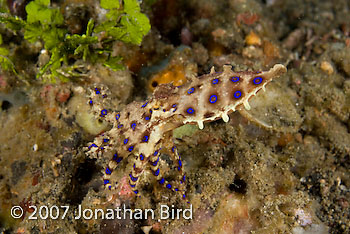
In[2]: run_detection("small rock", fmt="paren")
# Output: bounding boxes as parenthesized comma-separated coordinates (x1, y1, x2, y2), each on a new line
(11, 161, 27, 185)
(33, 144, 38, 152)
(141, 226, 152, 234)
(245, 31, 262, 46)
(320, 61, 334, 74)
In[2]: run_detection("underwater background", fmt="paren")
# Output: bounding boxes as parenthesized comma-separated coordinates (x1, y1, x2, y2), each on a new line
(0, 0, 349, 233)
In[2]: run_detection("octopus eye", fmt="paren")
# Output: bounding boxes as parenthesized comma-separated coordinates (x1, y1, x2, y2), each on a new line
(152, 81, 158, 87)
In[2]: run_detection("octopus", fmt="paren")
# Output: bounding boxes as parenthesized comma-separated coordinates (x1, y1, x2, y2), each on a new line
(85, 64, 287, 199)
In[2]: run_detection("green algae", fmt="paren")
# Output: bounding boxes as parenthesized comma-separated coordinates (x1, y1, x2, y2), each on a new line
(0, 0, 151, 83)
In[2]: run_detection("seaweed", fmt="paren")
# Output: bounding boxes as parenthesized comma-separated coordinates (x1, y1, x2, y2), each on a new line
(0, 34, 16, 74)
(0, 0, 151, 83)
(95, 0, 151, 45)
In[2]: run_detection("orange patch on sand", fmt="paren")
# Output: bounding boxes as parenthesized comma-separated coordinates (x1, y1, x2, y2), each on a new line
(148, 64, 187, 92)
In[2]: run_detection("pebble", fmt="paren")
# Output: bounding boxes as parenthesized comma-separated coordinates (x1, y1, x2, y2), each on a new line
(320, 61, 334, 74)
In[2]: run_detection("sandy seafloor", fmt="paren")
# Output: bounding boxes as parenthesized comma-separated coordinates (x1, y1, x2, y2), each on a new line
(0, 0, 350, 233)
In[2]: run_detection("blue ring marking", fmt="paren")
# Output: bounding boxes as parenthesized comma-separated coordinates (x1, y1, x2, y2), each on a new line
(175, 188, 179, 191)
(163, 109, 166, 112)
(172, 104, 177, 107)
(183, 194, 186, 198)
(154, 168, 160, 176)
(182, 175, 186, 182)
(104, 179, 110, 185)
(124, 139, 128, 144)
(105, 167, 112, 175)
(101, 109, 108, 116)
(128, 146, 134, 152)
(139, 154, 144, 161)
(187, 87, 194, 94)
(100, 146, 105, 150)
(102, 94, 107, 98)
(134, 190, 138, 194)
(172, 146, 176, 152)
(95, 88, 101, 94)
(209, 95, 218, 103)
(129, 182, 136, 188)
(187, 108, 195, 114)
(103, 138, 109, 143)
(129, 173, 138, 182)
(141, 102, 148, 108)
(89, 100, 93, 105)
(117, 124, 123, 128)
(108, 185, 111, 190)
(88, 143, 98, 149)
(230, 76, 240, 82)
(133, 163, 135, 169)
(178, 167, 181, 171)
(212, 78, 219, 84)
(149, 110, 153, 114)
(116, 113, 120, 120)
(142, 135, 149, 142)
(159, 178, 165, 184)
(234, 90, 242, 99)
(131, 123, 136, 130)
(153, 150, 159, 156)
(178, 160, 182, 167)
(113, 154, 123, 163)
(152, 157, 159, 166)
(173, 108, 177, 113)
(253, 76, 263, 85)
(166, 184, 172, 189)
(145, 116, 150, 121)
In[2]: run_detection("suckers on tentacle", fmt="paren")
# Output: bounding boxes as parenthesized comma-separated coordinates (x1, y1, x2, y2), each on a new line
(85, 64, 287, 199)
